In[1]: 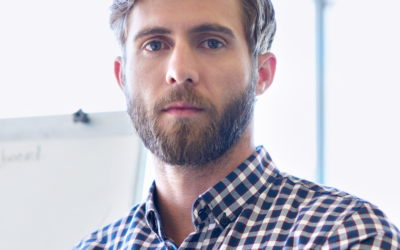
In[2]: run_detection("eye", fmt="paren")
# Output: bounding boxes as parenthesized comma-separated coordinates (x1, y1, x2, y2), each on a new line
(201, 39, 223, 49)
(144, 41, 165, 51)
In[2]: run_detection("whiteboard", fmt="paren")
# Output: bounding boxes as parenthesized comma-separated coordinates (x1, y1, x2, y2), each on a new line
(0, 111, 147, 250)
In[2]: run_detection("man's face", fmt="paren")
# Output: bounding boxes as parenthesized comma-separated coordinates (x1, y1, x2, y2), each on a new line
(120, 0, 256, 167)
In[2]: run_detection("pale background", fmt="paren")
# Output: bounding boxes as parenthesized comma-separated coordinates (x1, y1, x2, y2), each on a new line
(0, 112, 145, 250)
(0, 0, 399, 246)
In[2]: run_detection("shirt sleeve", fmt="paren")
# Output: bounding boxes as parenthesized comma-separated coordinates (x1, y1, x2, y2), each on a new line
(322, 202, 400, 250)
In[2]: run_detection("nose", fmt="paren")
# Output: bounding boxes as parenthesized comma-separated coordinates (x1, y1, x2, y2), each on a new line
(165, 43, 200, 86)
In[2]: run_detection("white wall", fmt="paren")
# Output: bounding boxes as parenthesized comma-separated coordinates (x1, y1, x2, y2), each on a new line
(254, 0, 317, 182)
(324, 0, 400, 227)
(0, 0, 124, 119)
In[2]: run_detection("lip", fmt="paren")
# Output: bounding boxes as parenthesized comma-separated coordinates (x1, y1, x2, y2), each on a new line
(163, 101, 202, 111)
(162, 101, 204, 117)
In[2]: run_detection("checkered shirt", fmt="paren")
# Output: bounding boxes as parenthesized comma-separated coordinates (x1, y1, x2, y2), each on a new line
(73, 146, 400, 249)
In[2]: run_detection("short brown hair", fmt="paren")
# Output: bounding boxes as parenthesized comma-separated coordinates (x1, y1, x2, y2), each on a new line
(109, 0, 276, 59)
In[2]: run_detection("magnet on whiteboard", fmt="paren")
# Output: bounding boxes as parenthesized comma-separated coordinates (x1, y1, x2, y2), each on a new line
(73, 109, 90, 124)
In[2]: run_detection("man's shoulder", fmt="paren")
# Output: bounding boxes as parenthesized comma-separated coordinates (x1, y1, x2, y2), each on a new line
(273, 171, 370, 205)
(71, 202, 148, 250)
(266, 171, 386, 220)
(246, 171, 400, 248)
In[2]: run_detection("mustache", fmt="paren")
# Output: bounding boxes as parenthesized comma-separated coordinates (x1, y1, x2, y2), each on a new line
(152, 86, 215, 113)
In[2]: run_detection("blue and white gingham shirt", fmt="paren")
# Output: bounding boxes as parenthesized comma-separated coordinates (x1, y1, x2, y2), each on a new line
(73, 146, 400, 249)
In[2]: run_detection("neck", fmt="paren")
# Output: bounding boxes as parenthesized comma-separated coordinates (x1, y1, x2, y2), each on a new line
(153, 125, 255, 246)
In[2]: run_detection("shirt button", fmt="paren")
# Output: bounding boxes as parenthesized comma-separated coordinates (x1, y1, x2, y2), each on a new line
(220, 213, 230, 227)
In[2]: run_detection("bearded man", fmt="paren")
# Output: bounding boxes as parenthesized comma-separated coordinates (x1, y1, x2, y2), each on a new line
(73, 0, 400, 249)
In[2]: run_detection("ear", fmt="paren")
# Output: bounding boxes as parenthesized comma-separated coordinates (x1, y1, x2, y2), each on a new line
(255, 52, 276, 96)
(114, 56, 125, 92)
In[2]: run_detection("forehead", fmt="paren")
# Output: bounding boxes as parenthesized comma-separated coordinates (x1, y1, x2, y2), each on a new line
(127, 0, 244, 39)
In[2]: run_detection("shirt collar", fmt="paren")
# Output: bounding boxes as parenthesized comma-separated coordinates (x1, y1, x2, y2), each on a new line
(191, 146, 279, 230)
(144, 146, 279, 235)
(145, 182, 164, 238)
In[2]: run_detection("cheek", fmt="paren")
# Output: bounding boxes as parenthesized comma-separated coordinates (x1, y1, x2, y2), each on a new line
(202, 58, 252, 107)
(125, 55, 168, 105)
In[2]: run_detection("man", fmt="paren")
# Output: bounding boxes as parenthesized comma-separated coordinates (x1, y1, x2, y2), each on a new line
(74, 0, 400, 249)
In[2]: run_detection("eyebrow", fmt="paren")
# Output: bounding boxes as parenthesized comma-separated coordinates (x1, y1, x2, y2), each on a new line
(133, 27, 171, 42)
(133, 23, 235, 42)
(189, 24, 235, 38)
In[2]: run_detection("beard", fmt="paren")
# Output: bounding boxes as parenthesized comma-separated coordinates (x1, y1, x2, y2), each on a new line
(126, 76, 256, 168)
